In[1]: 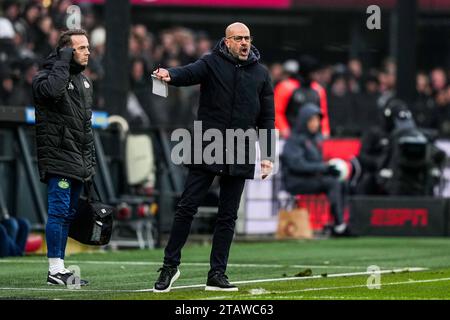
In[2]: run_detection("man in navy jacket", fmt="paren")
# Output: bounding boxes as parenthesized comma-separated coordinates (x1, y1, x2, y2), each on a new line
(152, 22, 275, 292)
(281, 103, 348, 236)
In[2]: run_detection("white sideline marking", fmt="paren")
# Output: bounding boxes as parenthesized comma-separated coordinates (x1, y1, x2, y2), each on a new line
(281, 276, 450, 293)
(0, 259, 368, 269)
(206, 275, 450, 299)
(0, 267, 426, 294)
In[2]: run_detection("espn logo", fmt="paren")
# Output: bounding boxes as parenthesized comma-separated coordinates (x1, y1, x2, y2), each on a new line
(370, 209, 428, 227)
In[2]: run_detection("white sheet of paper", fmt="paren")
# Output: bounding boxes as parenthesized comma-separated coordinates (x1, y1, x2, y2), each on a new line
(151, 74, 168, 98)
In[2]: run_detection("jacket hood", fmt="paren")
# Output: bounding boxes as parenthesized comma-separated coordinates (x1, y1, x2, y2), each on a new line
(42, 50, 58, 70)
(294, 103, 323, 136)
(213, 38, 260, 65)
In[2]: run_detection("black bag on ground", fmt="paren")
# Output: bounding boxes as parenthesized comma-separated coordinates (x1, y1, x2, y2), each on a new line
(69, 181, 115, 245)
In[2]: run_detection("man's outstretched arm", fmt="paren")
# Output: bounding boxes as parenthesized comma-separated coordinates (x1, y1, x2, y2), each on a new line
(152, 59, 208, 87)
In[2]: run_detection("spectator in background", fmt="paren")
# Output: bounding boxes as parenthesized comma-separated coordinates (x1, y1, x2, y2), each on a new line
(127, 57, 152, 127)
(274, 59, 299, 139)
(129, 32, 143, 59)
(352, 73, 381, 135)
(436, 85, 450, 136)
(284, 55, 330, 137)
(3, 1, 22, 42)
(377, 57, 396, 107)
(281, 103, 349, 236)
(327, 71, 353, 136)
(131, 24, 155, 68)
(429, 68, 449, 136)
(0, 7, 17, 61)
(50, 0, 72, 30)
(34, 15, 54, 58)
(86, 26, 105, 108)
(431, 67, 447, 94)
(311, 63, 333, 89)
(79, 7, 98, 33)
(0, 213, 30, 258)
(3, 1, 21, 24)
(0, 69, 23, 106)
(173, 27, 197, 65)
(269, 62, 284, 86)
(19, 2, 42, 51)
(13, 25, 36, 62)
(90, 27, 106, 59)
(196, 32, 212, 57)
(417, 71, 432, 96)
(411, 71, 437, 130)
(156, 29, 180, 67)
(443, 86, 450, 135)
(354, 100, 392, 195)
(347, 58, 363, 93)
(5, 60, 39, 107)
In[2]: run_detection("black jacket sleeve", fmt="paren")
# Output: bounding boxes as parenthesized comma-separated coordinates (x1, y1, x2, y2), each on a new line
(257, 71, 276, 162)
(167, 59, 208, 87)
(32, 60, 70, 103)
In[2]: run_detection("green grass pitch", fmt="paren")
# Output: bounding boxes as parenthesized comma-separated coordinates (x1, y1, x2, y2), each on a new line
(1, 237, 450, 300)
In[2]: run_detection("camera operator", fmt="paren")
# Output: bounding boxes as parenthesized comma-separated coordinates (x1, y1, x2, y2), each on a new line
(356, 98, 446, 196)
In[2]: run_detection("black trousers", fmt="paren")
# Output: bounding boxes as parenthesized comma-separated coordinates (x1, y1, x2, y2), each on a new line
(164, 168, 246, 278)
(287, 176, 346, 225)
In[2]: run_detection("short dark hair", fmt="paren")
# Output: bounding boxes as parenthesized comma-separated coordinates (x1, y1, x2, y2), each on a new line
(58, 29, 89, 48)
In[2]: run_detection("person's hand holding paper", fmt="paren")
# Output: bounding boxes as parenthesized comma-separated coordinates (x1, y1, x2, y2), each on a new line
(153, 67, 171, 82)
(152, 67, 170, 98)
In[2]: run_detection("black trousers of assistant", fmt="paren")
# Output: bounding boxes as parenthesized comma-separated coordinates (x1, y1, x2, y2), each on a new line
(164, 168, 246, 278)
(287, 176, 346, 225)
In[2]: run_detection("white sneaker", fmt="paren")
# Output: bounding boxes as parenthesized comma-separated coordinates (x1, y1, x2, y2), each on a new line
(333, 223, 347, 234)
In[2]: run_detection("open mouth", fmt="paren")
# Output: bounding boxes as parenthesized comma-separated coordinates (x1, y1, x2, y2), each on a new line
(240, 47, 249, 55)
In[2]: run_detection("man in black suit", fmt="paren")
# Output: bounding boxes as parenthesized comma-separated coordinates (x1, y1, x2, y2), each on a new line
(152, 22, 275, 292)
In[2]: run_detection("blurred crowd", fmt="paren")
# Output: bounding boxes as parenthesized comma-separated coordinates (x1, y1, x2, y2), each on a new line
(269, 58, 450, 138)
(1, 0, 450, 137)
(0, 0, 212, 128)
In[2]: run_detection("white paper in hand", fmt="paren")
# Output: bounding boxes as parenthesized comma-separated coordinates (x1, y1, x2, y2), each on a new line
(151, 74, 168, 98)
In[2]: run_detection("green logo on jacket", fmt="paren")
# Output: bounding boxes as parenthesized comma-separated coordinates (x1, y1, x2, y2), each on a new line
(58, 179, 70, 189)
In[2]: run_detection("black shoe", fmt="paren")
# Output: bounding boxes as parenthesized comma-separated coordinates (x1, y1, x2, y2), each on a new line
(205, 272, 238, 292)
(153, 266, 180, 293)
(47, 271, 89, 286)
